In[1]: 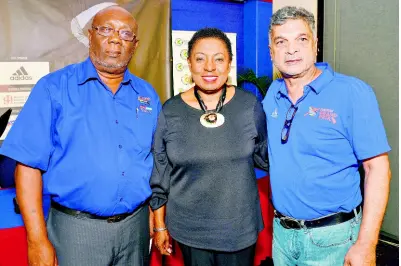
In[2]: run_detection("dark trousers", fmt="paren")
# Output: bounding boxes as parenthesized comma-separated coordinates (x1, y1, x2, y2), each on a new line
(178, 241, 255, 266)
(46, 204, 150, 266)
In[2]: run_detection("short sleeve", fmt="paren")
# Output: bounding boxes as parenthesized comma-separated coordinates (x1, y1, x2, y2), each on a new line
(253, 100, 269, 171)
(0, 78, 54, 171)
(149, 110, 172, 210)
(349, 80, 391, 160)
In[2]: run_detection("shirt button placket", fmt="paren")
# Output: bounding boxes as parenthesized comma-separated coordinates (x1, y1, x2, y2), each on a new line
(118, 142, 124, 177)
(114, 98, 125, 211)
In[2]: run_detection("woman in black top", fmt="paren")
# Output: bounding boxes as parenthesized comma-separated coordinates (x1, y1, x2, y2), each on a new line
(150, 27, 268, 266)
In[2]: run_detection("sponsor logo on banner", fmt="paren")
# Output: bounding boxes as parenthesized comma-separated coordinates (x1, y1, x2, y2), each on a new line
(174, 38, 184, 46)
(0, 62, 49, 85)
(0, 91, 32, 108)
(0, 86, 32, 92)
(180, 49, 188, 60)
(10, 66, 32, 81)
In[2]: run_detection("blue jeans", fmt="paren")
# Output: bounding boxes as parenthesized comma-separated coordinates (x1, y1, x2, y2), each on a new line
(273, 210, 362, 266)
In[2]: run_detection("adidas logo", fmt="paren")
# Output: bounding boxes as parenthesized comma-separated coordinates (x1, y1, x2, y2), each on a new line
(10, 66, 32, 81)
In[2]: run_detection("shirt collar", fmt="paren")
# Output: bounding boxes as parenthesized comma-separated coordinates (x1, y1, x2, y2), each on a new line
(308, 62, 334, 94)
(276, 81, 287, 99)
(275, 62, 335, 99)
(78, 57, 138, 93)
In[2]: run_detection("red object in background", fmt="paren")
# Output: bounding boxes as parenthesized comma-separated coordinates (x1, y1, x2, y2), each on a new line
(254, 176, 274, 265)
(150, 239, 185, 266)
(150, 175, 273, 266)
(0, 227, 28, 266)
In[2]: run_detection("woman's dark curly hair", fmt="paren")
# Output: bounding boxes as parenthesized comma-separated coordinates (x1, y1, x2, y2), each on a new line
(188, 27, 233, 61)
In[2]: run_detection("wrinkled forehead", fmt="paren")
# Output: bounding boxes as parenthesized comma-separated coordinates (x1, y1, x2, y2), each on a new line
(93, 7, 137, 32)
(270, 19, 313, 38)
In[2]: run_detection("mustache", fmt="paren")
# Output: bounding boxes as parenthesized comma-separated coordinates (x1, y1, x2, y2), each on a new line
(89, 49, 134, 69)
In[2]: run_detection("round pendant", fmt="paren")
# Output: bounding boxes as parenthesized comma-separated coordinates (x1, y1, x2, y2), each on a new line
(200, 112, 225, 128)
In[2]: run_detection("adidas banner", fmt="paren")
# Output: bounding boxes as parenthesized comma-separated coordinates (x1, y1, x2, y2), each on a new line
(0, 62, 49, 85)
(0, 0, 171, 141)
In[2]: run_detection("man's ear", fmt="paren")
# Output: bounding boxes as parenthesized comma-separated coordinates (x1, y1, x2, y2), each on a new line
(314, 37, 318, 56)
(134, 39, 139, 50)
(269, 44, 273, 59)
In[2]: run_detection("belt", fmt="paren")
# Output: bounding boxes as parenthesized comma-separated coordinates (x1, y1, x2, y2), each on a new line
(51, 201, 139, 223)
(274, 204, 362, 229)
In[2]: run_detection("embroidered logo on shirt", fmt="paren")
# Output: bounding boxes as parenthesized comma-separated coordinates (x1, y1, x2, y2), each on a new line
(139, 105, 152, 113)
(271, 108, 278, 118)
(138, 96, 151, 105)
(305, 106, 318, 117)
(304, 106, 338, 124)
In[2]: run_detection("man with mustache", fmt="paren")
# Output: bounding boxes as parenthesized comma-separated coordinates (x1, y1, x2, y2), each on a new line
(0, 5, 160, 266)
(263, 6, 391, 266)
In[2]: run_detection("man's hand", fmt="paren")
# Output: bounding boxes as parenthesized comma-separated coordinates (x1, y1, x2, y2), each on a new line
(15, 163, 56, 265)
(154, 230, 172, 256)
(27, 238, 58, 266)
(149, 206, 155, 238)
(344, 241, 376, 266)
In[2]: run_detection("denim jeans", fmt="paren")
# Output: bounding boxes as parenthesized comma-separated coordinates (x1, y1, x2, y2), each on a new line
(273, 210, 362, 266)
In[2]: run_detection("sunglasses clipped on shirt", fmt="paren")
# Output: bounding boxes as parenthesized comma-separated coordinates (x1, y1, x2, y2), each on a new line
(281, 105, 298, 144)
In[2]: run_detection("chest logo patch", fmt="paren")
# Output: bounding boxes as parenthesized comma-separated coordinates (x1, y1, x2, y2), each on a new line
(139, 105, 152, 113)
(304, 106, 338, 124)
(271, 108, 278, 118)
(138, 96, 151, 105)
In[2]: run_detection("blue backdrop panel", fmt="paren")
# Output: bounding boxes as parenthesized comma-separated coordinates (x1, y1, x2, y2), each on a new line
(243, 0, 273, 99)
(244, 0, 273, 78)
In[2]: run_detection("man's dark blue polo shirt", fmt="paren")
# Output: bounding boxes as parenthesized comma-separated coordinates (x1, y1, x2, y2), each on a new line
(0, 58, 161, 216)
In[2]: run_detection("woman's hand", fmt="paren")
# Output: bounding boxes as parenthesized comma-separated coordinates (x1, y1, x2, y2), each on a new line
(154, 230, 172, 256)
(152, 205, 172, 255)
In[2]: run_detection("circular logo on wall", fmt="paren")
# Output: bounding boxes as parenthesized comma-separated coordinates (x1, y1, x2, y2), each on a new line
(175, 38, 183, 46)
(181, 74, 192, 85)
(176, 63, 184, 71)
(180, 49, 188, 60)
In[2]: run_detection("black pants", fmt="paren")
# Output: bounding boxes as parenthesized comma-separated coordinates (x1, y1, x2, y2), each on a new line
(178, 241, 255, 266)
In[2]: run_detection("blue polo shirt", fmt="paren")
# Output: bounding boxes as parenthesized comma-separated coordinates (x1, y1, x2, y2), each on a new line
(262, 63, 390, 220)
(0, 58, 161, 216)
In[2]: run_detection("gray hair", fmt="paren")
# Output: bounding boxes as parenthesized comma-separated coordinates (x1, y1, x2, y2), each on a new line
(269, 6, 316, 43)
